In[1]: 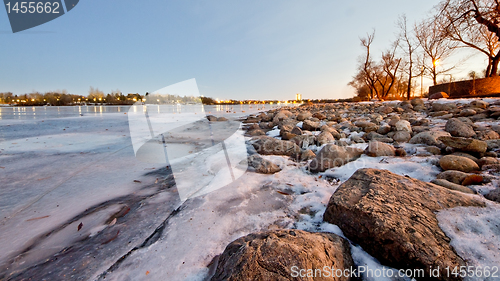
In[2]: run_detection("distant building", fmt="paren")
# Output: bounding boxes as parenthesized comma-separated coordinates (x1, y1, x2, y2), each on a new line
(296, 93, 302, 101)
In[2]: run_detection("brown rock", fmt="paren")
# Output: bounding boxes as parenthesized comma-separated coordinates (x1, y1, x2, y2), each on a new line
(251, 136, 301, 156)
(280, 132, 297, 141)
(477, 156, 500, 168)
(429, 92, 449, 99)
(438, 136, 487, 153)
(247, 129, 266, 136)
(377, 125, 391, 135)
(425, 146, 442, 155)
(439, 155, 480, 172)
(308, 144, 363, 173)
(302, 120, 321, 131)
(248, 155, 281, 174)
(296, 111, 312, 121)
(320, 125, 341, 139)
(290, 126, 303, 136)
(477, 130, 500, 140)
(290, 135, 316, 148)
(461, 174, 483, 186)
(450, 152, 479, 162)
(323, 168, 485, 281)
(395, 147, 407, 156)
(364, 140, 396, 157)
(436, 170, 469, 185)
(300, 149, 316, 161)
(431, 179, 475, 194)
(210, 229, 354, 281)
(316, 131, 335, 146)
(312, 112, 327, 120)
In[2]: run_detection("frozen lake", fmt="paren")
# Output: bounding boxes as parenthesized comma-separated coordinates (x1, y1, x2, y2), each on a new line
(0, 104, 299, 280)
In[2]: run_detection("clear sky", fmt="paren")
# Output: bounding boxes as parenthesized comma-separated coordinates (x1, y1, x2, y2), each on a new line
(0, 0, 488, 100)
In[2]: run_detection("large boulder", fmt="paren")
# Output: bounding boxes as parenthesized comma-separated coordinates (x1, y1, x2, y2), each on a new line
(438, 136, 487, 153)
(308, 144, 363, 173)
(251, 136, 300, 156)
(364, 140, 396, 157)
(445, 118, 476, 138)
(210, 229, 354, 281)
(409, 131, 451, 147)
(439, 155, 480, 172)
(323, 168, 485, 281)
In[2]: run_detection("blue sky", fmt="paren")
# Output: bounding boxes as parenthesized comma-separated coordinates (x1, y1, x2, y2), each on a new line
(0, 0, 486, 100)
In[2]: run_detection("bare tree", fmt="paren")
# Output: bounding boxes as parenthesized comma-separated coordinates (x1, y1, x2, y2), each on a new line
(359, 30, 380, 99)
(415, 17, 457, 85)
(438, 0, 500, 76)
(397, 15, 421, 100)
(377, 40, 402, 99)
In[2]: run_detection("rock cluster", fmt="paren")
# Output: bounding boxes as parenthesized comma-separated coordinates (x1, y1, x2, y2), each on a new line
(212, 98, 500, 280)
(242, 98, 500, 199)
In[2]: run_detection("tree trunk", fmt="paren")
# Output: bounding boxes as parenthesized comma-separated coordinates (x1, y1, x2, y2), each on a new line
(407, 67, 412, 100)
(491, 54, 500, 76)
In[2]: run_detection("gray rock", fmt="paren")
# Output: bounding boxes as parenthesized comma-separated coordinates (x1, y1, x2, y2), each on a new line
(486, 139, 500, 150)
(409, 131, 451, 147)
(445, 118, 476, 138)
(470, 100, 489, 109)
(392, 131, 411, 143)
(459, 108, 477, 117)
(377, 124, 391, 135)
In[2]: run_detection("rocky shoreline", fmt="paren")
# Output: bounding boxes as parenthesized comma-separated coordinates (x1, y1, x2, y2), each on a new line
(209, 98, 500, 280)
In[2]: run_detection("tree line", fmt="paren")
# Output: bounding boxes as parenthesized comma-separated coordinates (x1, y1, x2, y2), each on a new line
(350, 0, 500, 101)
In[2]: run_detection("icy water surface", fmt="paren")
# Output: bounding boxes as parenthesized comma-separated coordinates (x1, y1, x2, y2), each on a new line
(0, 104, 296, 280)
